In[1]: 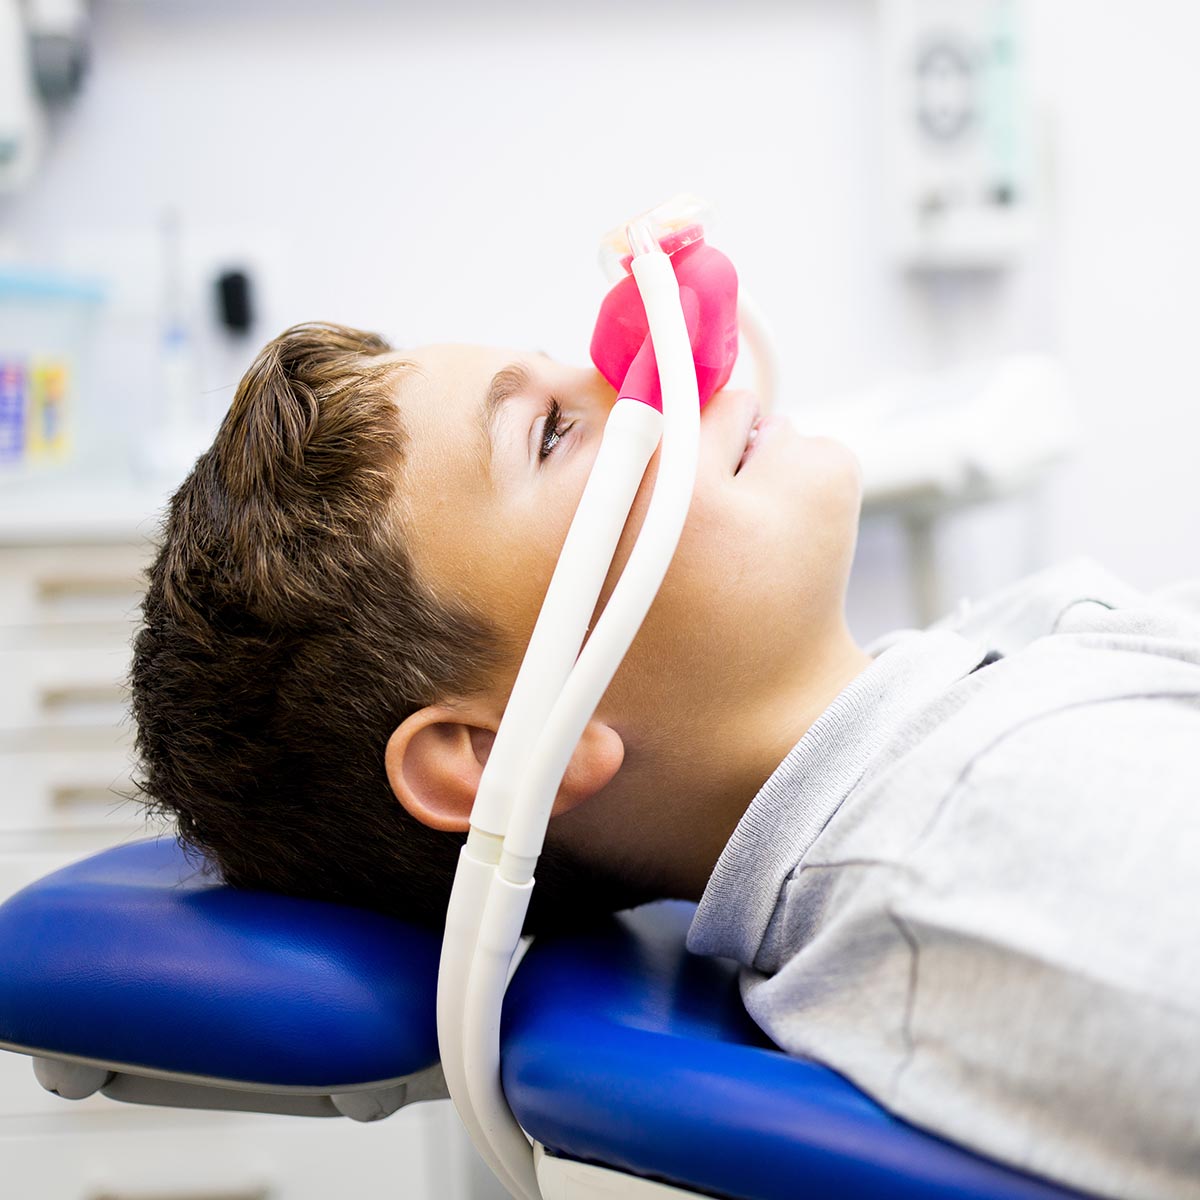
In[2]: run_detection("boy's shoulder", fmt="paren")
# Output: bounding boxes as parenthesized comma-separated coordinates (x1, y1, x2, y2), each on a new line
(795, 595, 1200, 899)
(932, 557, 1150, 650)
(889, 607, 1200, 802)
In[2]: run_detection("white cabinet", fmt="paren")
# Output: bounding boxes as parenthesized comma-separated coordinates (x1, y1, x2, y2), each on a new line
(0, 1100, 449, 1200)
(0, 544, 148, 633)
(0, 499, 460, 1199)
(0, 539, 151, 855)
(0, 644, 132, 730)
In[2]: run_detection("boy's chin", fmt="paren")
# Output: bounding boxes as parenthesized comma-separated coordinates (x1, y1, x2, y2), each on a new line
(772, 434, 864, 524)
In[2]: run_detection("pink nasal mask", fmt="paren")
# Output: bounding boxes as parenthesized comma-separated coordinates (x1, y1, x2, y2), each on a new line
(590, 226, 739, 412)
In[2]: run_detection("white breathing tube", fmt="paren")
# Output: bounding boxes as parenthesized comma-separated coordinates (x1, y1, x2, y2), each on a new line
(437, 218, 777, 1200)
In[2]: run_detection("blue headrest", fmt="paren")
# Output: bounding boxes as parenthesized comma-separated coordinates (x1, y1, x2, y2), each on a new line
(0, 839, 1081, 1200)
(0, 838, 441, 1087)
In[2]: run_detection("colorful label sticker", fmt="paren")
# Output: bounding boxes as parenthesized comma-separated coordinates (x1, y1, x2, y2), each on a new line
(0, 361, 25, 464)
(27, 358, 71, 462)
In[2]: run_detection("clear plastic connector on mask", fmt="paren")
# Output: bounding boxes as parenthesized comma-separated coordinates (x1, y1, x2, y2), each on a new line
(597, 193, 715, 281)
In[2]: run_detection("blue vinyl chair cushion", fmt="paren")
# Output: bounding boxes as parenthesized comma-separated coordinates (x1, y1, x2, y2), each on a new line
(0, 839, 1087, 1199)
(501, 901, 1087, 1200)
(0, 838, 441, 1087)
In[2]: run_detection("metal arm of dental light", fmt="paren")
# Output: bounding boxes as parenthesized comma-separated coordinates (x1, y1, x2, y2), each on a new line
(439, 219, 766, 1200)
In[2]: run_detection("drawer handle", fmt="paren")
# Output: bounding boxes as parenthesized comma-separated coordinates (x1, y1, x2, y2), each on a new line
(33, 576, 142, 604)
(38, 683, 127, 712)
(49, 784, 127, 810)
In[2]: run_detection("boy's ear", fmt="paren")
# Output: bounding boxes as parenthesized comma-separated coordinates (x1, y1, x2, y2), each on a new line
(385, 703, 625, 833)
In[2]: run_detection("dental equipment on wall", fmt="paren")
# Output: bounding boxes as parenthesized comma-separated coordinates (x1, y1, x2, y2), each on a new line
(0, 0, 42, 191)
(872, 0, 1063, 623)
(801, 356, 1075, 624)
(139, 210, 207, 483)
(0, 0, 90, 192)
(140, 215, 262, 485)
(881, 0, 1035, 271)
(438, 197, 770, 1200)
(804, 356, 1073, 515)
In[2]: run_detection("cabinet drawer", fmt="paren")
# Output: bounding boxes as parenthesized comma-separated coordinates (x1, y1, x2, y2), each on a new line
(0, 645, 133, 731)
(0, 1094, 444, 1200)
(0, 545, 150, 630)
(0, 742, 147, 835)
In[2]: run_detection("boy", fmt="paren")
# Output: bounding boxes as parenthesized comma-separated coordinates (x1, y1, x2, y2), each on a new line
(133, 322, 1200, 1200)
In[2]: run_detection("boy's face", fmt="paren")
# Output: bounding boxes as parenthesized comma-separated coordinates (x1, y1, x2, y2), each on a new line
(390, 344, 862, 739)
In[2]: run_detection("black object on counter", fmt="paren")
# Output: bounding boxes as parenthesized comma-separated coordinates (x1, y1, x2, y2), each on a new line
(216, 269, 254, 336)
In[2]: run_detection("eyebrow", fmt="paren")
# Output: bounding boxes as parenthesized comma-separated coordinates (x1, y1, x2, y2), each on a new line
(478, 360, 533, 474)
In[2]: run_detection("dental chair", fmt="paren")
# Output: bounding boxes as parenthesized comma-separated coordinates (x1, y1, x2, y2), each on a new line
(0, 835, 1082, 1200)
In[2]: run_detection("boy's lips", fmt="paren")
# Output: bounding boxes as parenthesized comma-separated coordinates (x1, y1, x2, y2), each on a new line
(733, 404, 763, 475)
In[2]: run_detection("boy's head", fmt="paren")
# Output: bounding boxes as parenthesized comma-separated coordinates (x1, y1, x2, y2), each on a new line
(132, 322, 863, 933)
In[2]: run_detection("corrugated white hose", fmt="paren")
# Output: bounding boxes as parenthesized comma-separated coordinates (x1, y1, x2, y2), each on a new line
(438, 401, 661, 1200)
(439, 852, 526, 1198)
(461, 235, 701, 1198)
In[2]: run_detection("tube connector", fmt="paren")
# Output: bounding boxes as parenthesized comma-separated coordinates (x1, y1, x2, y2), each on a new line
(625, 216, 661, 260)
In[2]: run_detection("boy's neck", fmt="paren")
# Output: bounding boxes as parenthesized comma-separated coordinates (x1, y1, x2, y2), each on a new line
(667, 625, 874, 901)
(556, 624, 874, 905)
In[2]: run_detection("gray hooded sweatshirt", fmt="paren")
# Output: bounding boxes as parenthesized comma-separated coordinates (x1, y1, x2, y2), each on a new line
(687, 559, 1200, 1200)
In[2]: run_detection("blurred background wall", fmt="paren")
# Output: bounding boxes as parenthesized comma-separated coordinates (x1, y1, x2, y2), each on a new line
(0, 4, 1196, 1195)
(1, 0, 1197, 640)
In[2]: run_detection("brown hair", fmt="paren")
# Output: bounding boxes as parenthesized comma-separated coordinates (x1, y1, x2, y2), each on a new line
(131, 322, 655, 935)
